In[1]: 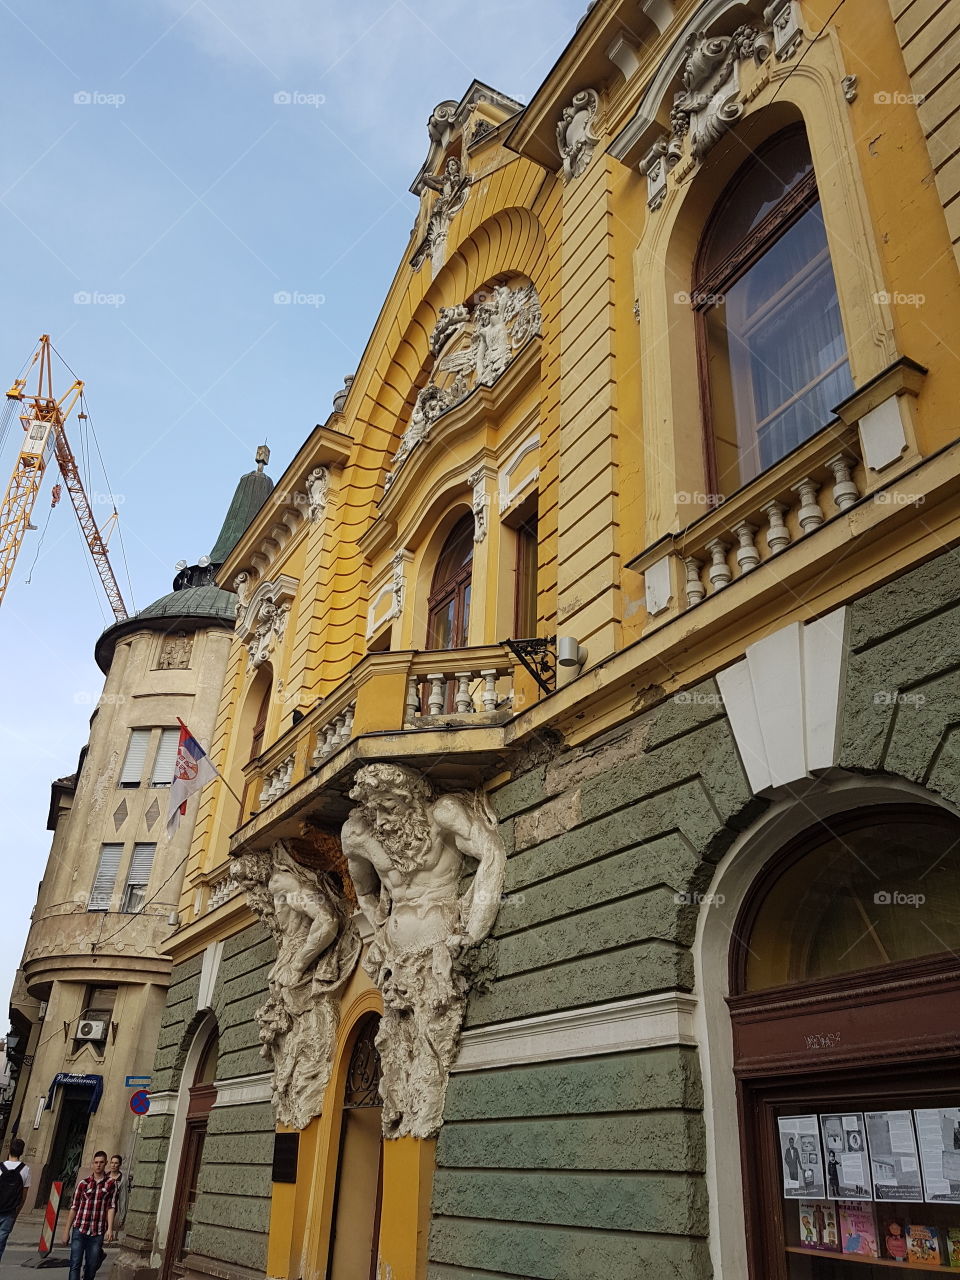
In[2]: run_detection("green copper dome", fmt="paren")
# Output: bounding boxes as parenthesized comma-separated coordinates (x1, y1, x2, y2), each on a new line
(209, 448, 274, 565)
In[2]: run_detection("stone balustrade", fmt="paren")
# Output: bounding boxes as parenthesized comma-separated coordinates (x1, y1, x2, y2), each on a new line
(208, 872, 237, 911)
(260, 754, 295, 810)
(405, 657, 514, 725)
(312, 701, 356, 765)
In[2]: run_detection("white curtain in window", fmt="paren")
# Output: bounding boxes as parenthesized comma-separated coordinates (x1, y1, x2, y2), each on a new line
(119, 729, 151, 786)
(152, 728, 180, 786)
(90, 844, 123, 910)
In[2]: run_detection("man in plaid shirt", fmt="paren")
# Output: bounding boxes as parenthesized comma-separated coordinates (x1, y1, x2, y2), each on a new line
(60, 1151, 117, 1280)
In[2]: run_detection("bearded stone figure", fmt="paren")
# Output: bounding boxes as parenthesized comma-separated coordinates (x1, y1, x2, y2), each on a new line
(233, 843, 361, 1130)
(341, 762, 506, 1139)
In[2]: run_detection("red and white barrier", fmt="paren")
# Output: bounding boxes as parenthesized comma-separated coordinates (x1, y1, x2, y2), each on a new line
(38, 1182, 62, 1255)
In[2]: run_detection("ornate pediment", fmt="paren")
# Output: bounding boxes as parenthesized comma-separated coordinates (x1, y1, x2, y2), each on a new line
(236, 575, 298, 671)
(385, 281, 542, 490)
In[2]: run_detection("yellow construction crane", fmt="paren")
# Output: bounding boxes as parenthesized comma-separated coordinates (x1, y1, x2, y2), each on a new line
(0, 335, 129, 621)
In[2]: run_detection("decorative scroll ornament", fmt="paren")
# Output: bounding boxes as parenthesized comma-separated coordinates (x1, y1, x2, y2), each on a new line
(233, 842, 361, 1130)
(236, 576, 297, 670)
(305, 466, 329, 522)
(669, 26, 773, 165)
(557, 88, 600, 181)
(384, 281, 541, 490)
(410, 157, 473, 272)
(342, 763, 506, 1139)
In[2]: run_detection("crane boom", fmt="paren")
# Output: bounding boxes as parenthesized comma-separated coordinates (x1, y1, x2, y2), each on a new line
(0, 335, 129, 621)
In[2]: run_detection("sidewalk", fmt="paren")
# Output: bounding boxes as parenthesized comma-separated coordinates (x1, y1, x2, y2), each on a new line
(0, 1214, 116, 1277)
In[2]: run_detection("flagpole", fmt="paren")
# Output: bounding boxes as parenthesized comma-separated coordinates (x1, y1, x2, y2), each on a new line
(176, 717, 247, 810)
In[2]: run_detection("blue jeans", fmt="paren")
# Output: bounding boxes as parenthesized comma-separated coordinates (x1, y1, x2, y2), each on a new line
(68, 1228, 104, 1280)
(0, 1212, 15, 1260)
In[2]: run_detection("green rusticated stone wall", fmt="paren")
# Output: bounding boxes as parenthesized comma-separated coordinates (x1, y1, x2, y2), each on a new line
(429, 681, 755, 1280)
(119, 923, 275, 1280)
(838, 549, 960, 799)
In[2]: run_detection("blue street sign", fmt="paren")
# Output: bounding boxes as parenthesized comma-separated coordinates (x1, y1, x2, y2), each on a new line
(125, 1076, 151, 1088)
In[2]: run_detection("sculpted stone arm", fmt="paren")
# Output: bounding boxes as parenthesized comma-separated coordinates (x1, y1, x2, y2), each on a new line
(341, 812, 383, 928)
(295, 893, 339, 977)
(434, 794, 506, 944)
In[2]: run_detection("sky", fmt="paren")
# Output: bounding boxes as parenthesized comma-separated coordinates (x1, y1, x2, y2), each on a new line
(0, 0, 587, 1001)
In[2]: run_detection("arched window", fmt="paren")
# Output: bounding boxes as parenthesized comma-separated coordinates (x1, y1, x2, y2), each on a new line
(694, 128, 854, 495)
(426, 516, 474, 650)
(239, 667, 272, 818)
(726, 807, 960, 1279)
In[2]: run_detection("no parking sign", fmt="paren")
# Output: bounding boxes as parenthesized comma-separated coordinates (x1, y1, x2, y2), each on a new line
(129, 1089, 151, 1115)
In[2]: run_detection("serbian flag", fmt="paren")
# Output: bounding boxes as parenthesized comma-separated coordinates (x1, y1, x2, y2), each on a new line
(167, 719, 218, 834)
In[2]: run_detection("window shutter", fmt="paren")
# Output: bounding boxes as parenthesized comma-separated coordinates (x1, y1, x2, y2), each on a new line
(152, 728, 180, 786)
(119, 729, 151, 787)
(89, 844, 123, 911)
(122, 843, 156, 912)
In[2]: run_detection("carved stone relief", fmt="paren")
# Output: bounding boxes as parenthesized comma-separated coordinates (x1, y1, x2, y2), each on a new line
(669, 26, 774, 166)
(468, 468, 489, 543)
(158, 632, 193, 670)
(341, 763, 506, 1139)
(236, 576, 298, 671)
(233, 841, 361, 1130)
(410, 156, 473, 272)
(305, 466, 329, 522)
(384, 281, 542, 489)
(557, 88, 601, 181)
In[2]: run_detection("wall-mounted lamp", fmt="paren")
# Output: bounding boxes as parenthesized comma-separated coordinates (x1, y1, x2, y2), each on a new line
(557, 636, 586, 669)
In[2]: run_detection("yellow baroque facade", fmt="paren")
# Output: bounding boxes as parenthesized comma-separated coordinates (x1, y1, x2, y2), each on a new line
(121, 3, 960, 1279)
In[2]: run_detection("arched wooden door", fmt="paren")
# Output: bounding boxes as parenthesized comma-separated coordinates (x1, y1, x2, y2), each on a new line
(327, 1016, 384, 1280)
(727, 806, 960, 1278)
(161, 1029, 219, 1280)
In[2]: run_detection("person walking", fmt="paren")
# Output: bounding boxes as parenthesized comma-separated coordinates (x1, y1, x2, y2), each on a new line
(0, 1137, 31, 1260)
(106, 1156, 125, 1229)
(60, 1151, 117, 1280)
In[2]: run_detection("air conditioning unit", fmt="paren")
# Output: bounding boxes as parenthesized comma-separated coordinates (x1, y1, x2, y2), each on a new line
(76, 1020, 107, 1042)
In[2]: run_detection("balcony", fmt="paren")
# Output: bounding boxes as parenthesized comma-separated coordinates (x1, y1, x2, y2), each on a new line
(234, 643, 535, 849)
(629, 360, 928, 630)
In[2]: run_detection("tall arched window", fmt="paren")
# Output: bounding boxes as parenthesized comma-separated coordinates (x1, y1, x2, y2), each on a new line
(426, 516, 474, 650)
(726, 807, 960, 1278)
(239, 667, 272, 818)
(694, 128, 854, 496)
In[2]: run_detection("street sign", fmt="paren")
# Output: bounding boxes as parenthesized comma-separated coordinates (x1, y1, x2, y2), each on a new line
(125, 1075, 151, 1088)
(129, 1089, 150, 1115)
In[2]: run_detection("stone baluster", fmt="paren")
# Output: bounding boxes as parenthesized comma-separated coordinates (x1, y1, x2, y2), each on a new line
(405, 676, 420, 724)
(480, 670, 499, 712)
(792, 478, 824, 533)
(454, 673, 473, 713)
(683, 557, 705, 607)
(427, 674, 446, 715)
(827, 454, 859, 512)
(706, 539, 732, 592)
(762, 500, 790, 554)
(339, 704, 355, 746)
(733, 522, 760, 575)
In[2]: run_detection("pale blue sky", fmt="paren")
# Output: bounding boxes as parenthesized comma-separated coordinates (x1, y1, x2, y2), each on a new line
(0, 0, 586, 999)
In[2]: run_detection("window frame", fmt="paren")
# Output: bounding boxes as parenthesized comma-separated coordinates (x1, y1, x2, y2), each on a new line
(89, 843, 123, 912)
(118, 728, 152, 789)
(692, 130, 841, 496)
(121, 842, 157, 913)
(426, 515, 474, 651)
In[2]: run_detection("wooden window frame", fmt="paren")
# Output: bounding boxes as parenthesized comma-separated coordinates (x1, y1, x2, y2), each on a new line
(693, 129, 830, 497)
(426, 517, 474, 652)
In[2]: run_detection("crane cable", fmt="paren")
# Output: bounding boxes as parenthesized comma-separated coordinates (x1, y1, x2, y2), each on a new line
(23, 486, 60, 585)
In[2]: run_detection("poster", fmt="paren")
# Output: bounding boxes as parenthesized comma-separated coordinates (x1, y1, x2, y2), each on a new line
(820, 1113, 873, 1200)
(865, 1110, 924, 1202)
(915, 1108, 960, 1204)
(778, 1115, 825, 1198)
(798, 1200, 840, 1252)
